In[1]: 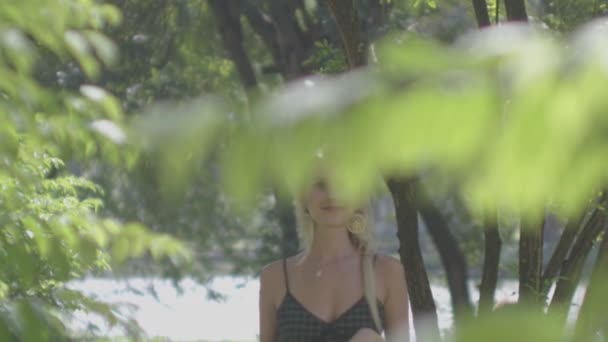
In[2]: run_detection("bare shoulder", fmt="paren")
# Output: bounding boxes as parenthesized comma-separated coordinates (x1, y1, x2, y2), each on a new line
(260, 254, 303, 299)
(260, 259, 285, 289)
(375, 254, 405, 278)
(259, 259, 288, 310)
(260, 253, 302, 281)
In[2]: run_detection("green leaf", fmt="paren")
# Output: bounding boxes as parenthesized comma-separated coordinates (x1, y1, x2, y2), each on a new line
(64, 30, 98, 78)
(0, 28, 35, 73)
(80, 85, 123, 120)
(85, 30, 118, 67)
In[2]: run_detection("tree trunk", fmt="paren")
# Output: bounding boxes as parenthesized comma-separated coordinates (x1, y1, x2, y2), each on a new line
(548, 201, 607, 318)
(541, 210, 587, 299)
(478, 209, 501, 315)
(574, 224, 608, 340)
(387, 177, 441, 340)
(472, 0, 492, 27)
(418, 189, 473, 324)
(240, 2, 283, 75)
(325, 0, 367, 68)
(518, 217, 545, 305)
(471, 0, 499, 317)
(365, 0, 388, 39)
(266, 0, 311, 80)
(504, 0, 528, 21)
(208, 0, 258, 89)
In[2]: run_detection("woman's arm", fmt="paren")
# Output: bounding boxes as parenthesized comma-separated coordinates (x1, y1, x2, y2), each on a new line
(259, 262, 280, 342)
(381, 256, 410, 342)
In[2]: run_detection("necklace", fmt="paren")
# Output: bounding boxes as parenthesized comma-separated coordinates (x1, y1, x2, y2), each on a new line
(311, 253, 359, 278)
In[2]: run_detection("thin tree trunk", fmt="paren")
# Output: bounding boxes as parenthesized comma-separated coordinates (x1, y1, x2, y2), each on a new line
(574, 224, 608, 340)
(548, 199, 608, 317)
(241, 2, 283, 75)
(387, 178, 441, 340)
(518, 216, 545, 304)
(471, 0, 499, 317)
(266, 0, 310, 79)
(541, 210, 587, 300)
(208, 0, 258, 89)
(472, 0, 492, 27)
(478, 209, 501, 315)
(504, 0, 528, 21)
(325, 0, 367, 68)
(418, 190, 473, 323)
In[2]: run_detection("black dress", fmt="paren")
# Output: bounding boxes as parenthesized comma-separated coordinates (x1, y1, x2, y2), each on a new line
(276, 257, 385, 342)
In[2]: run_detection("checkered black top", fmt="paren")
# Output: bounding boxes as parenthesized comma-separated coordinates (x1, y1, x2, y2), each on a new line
(276, 257, 385, 342)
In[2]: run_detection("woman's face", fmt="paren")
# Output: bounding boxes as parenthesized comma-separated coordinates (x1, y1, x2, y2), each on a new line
(303, 178, 355, 228)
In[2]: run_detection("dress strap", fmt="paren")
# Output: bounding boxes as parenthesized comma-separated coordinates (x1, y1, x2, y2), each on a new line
(282, 258, 291, 294)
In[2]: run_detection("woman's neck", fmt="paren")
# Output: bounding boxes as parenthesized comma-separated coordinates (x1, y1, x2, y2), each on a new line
(306, 225, 359, 262)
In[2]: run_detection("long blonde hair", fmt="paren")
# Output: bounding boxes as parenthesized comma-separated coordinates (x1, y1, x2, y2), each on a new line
(293, 201, 383, 332)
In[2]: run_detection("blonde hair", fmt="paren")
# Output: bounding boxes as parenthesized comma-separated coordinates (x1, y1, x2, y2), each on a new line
(294, 201, 383, 332)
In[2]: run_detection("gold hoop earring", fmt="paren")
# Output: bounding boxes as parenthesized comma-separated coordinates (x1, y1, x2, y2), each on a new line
(347, 212, 366, 235)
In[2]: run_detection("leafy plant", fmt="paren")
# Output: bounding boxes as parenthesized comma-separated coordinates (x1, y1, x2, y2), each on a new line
(0, 1, 190, 339)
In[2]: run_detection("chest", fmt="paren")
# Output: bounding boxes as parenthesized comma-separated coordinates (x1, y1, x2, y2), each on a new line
(276, 294, 383, 342)
(286, 262, 366, 322)
(275, 257, 386, 342)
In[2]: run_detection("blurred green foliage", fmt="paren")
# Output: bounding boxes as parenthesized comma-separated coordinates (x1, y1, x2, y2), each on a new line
(0, 0, 190, 339)
(207, 22, 608, 225)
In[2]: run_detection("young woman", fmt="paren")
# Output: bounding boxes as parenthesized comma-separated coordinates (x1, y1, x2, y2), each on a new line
(259, 177, 410, 342)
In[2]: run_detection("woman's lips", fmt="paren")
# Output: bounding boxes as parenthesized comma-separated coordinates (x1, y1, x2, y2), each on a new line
(322, 206, 344, 211)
